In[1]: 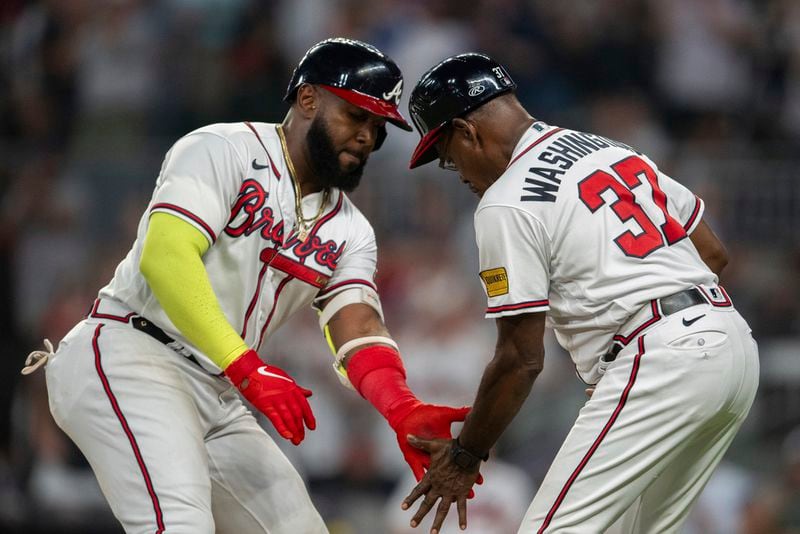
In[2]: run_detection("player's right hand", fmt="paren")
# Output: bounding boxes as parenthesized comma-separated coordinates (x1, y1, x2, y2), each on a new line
(224, 349, 316, 445)
(389, 402, 482, 498)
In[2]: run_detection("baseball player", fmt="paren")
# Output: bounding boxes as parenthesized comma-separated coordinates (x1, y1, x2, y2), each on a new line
(401, 53, 759, 534)
(21, 38, 471, 534)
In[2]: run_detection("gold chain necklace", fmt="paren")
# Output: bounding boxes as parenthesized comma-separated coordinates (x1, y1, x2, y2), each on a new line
(276, 124, 329, 242)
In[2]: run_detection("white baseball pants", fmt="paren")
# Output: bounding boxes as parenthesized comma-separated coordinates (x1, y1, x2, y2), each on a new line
(518, 302, 758, 533)
(44, 315, 327, 534)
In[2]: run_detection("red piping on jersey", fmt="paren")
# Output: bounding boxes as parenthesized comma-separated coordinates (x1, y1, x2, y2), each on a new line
(92, 324, 165, 533)
(507, 128, 564, 169)
(256, 275, 294, 350)
(151, 203, 217, 243)
(612, 300, 661, 346)
(244, 121, 281, 179)
(537, 335, 647, 533)
(683, 196, 702, 231)
(318, 278, 378, 298)
(89, 299, 137, 323)
(240, 257, 272, 339)
(486, 299, 549, 314)
(261, 248, 330, 288)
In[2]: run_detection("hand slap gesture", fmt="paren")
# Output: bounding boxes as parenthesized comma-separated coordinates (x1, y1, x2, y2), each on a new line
(392, 404, 469, 481)
(401, 436, 482, 534)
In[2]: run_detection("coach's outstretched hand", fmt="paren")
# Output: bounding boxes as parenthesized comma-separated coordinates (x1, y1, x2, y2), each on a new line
(225, 349, 316, 445)
(402, 436, 481, 533)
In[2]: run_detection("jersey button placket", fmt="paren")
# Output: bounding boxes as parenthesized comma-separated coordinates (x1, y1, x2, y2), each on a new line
(277, 174, 297, 245)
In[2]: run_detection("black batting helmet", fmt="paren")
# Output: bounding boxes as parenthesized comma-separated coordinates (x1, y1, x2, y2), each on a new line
(408, 53, 516, 169)
(285, 38, 412, 150)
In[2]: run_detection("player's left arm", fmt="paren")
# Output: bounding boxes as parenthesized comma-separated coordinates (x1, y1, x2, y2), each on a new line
(689, 220, 728, 277)
(321, 299, 470, 483)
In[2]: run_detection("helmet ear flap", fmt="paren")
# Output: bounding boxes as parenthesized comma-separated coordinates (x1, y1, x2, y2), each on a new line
(373, 125, 388, 151)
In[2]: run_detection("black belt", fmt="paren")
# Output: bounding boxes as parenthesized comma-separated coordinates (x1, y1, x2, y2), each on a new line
(658, 287, 707, 315)
(131, 317, 174, 344)
(131, 316, 207, 371)
(605, 287, 707, 362)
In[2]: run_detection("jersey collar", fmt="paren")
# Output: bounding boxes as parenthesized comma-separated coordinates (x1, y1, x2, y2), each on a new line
(506, 121, 560, 170)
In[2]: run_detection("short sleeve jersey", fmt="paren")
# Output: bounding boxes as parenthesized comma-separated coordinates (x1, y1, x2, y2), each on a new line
(475, 122, 716, 382)
(98, 122, 378, 373)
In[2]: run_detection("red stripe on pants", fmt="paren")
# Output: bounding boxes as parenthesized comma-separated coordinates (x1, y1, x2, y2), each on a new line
(93, 323, 165, 533)
(538, 336, 647, 533)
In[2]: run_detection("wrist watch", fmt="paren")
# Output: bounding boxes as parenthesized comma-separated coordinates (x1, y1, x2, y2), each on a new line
(450, 438, 488, 470)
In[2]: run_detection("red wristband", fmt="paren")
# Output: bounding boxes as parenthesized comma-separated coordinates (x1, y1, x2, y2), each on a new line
(223, 349, 261, 386)
(346, 345, 420, 429)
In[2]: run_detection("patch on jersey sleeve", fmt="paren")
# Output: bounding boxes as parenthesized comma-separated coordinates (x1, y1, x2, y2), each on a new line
(480, 267, 509, 297)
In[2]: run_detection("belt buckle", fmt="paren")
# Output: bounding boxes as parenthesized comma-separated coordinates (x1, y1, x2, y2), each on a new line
(698, 285, 732, 307)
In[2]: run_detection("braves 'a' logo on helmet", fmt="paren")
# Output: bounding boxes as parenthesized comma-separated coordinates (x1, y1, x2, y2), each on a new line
(382, 80, 403, 105)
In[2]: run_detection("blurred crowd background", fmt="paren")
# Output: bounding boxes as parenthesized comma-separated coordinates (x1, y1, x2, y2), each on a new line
(1, 0, 799, 532)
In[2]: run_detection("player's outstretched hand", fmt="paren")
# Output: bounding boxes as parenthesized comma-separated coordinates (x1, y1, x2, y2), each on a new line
(224, 349, 316, 445)
(402, 436, 481, 533)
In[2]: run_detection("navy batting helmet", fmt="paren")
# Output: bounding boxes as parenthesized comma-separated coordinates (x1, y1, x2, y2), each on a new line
(408, 53, 516, 169)
(285, 38, 412, 150)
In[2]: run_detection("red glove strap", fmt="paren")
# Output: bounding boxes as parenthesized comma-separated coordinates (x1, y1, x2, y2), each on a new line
(346, 345, 420, 429)
(223, 348, 262, 386)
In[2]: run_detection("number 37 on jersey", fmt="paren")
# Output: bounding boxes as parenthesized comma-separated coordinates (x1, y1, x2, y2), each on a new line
(576, 155, 689, 259)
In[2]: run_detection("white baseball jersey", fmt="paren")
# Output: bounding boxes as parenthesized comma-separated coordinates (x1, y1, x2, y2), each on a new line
(98, 121, 378, 373)
(475, 121, 716, 383)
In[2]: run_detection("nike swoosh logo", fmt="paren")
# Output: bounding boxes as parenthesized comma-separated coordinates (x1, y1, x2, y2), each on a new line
(257, 366, 292, 382)
(252, 159, 270, 170)
(682, 314, 706, 327)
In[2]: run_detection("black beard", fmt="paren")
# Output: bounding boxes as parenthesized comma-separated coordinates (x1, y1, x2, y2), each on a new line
(306, 116, 366, 192)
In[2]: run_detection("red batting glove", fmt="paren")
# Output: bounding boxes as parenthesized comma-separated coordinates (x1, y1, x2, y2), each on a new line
(224, 349, 316, 445)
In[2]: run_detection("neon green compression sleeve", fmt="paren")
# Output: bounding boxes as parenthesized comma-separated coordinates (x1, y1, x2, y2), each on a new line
(139, 212, 248, 369)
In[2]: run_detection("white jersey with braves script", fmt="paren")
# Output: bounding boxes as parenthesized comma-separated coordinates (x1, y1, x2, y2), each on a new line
(475, 122, 716, 383)
(98, 122, 378, 373)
